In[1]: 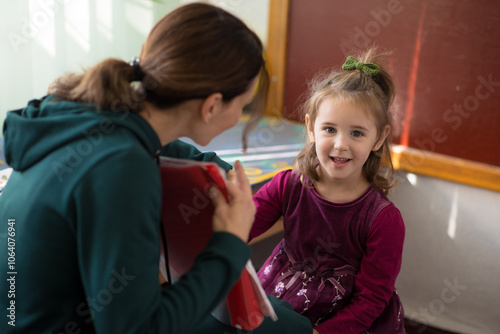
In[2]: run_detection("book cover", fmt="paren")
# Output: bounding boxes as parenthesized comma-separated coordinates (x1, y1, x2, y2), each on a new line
(158, 157, 277, 330)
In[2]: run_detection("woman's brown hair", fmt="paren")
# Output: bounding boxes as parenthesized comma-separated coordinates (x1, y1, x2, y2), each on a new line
(48, 3, 268, 149)
(293, 47, 396, 195)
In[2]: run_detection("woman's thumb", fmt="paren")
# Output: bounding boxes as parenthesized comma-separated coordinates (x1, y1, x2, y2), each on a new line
(208, 186, 223, 207)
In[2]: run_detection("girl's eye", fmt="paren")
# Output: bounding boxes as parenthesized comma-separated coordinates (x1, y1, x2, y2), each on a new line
(325, 127, 336, 134)
(351, 130, 363, 137)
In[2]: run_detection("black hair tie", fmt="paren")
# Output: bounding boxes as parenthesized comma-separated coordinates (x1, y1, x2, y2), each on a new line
(131, 57, 144, 82)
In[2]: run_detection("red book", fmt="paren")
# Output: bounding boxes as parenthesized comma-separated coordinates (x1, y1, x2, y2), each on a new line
(159, 157, 277, 330)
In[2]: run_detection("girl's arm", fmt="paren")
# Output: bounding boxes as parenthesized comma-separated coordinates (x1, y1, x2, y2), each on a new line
(248, 170, 292, 242)
(314, 206, 405, 334)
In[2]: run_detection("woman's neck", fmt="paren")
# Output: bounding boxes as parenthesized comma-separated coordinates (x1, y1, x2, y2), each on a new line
(138, 101, 198, 146)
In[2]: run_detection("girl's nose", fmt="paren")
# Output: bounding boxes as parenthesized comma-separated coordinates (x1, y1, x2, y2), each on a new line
(334, 135, 349, 151)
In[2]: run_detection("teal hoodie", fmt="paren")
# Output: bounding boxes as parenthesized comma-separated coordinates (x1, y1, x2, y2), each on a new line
(0, 95, 250, 333)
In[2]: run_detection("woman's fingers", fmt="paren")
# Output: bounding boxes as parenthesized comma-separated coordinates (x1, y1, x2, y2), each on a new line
(208, 186, 225, 209)
(226, 169, 236, 183)
(209, 161, 255, 242)
(233, 160, 251, 193)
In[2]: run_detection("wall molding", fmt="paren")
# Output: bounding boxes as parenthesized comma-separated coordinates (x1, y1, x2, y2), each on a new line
(391, 145, 500, 192)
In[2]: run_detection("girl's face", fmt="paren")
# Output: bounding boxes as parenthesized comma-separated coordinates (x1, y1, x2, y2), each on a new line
(306, 97, 388, 187)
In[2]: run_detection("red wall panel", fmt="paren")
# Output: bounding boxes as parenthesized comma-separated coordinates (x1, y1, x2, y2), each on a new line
(284, 0, 500, 167)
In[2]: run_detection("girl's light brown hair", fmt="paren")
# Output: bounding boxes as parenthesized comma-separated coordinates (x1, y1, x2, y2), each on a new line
(48, 3, 268, 149)
(293, 47, 396, 195)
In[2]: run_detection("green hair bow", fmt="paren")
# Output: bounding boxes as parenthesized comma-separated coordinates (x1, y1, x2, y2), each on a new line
(342, 56, 381, 76)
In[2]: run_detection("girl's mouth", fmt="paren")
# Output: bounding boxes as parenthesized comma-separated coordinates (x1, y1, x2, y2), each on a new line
(330, 157, 351, 165)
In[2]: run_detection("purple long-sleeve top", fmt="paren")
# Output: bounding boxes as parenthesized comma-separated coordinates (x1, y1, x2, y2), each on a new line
(250, 170, 406, 334)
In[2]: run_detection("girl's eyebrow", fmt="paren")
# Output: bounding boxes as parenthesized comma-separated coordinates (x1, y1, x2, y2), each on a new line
(351, 125, 369, 132)
(320, 121, 370, 132)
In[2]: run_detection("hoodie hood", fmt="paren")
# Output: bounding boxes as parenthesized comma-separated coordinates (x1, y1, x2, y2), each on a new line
(3, 95, 161, 171)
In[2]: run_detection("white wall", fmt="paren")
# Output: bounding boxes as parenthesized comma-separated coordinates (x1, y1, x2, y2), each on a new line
(390, 171, 500, 334)
(0, 0, 269, 137)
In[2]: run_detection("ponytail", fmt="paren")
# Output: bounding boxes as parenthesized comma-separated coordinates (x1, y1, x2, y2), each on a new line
(48, 58, 144, 113)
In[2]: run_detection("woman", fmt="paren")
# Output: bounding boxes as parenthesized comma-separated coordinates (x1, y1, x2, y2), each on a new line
(0, 3, 312, 334)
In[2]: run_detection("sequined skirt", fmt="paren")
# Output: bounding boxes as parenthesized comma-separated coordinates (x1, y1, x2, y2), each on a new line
(257, 239, 357, 326)
(257, 239, 405, 333)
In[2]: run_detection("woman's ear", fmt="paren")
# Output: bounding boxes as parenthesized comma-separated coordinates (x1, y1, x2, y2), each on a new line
(305, 114, 315, 143)
(373, 125, 390, 151)
(200, 93, 223, 124)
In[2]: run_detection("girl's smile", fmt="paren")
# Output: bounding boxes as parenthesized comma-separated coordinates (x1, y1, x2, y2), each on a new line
(330, 156, 351, 167)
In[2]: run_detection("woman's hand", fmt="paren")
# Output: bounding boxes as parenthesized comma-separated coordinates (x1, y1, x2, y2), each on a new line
(209, 160, 255, 242)
(313, 329, 320, 334)
(226, 168, 236, 181)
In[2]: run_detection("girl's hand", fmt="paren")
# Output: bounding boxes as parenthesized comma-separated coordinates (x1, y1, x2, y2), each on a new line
(209, 160, 255, 242)
(313, 330, 320, 334)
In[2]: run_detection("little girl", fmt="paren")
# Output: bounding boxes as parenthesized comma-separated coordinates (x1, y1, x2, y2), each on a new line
(249, 49, 405, 333)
